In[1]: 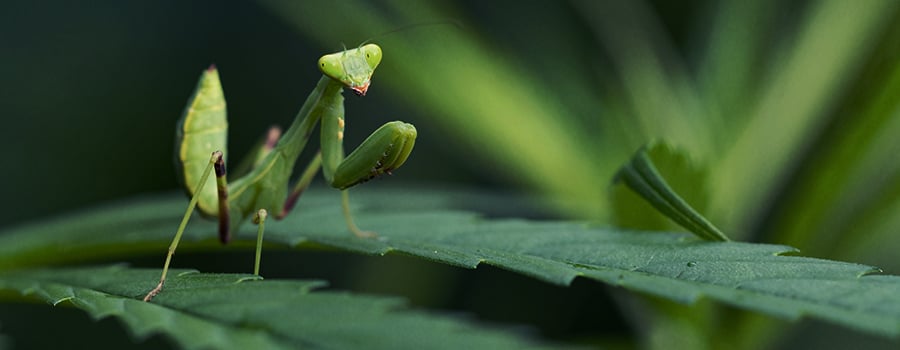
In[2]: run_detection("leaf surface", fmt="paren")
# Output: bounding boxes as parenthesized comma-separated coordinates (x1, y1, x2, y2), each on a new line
(0, 187, 898, 339)
(0, 265, 558, 349)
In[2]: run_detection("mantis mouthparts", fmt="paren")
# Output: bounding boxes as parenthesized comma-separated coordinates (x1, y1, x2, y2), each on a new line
(350, 81, 370, 96)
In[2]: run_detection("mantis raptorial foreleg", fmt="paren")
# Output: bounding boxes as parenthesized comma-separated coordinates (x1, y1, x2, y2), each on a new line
(143, 44, 416, 302)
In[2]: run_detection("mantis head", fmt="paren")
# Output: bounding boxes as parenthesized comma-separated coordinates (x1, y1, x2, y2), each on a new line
(318, 44, 383, 96)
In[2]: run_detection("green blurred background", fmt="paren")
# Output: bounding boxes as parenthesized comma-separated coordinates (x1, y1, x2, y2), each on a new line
(2, 0, 900, 349)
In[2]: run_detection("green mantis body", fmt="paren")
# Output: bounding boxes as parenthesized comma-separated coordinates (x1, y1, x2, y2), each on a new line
(144, 44, 416, 301)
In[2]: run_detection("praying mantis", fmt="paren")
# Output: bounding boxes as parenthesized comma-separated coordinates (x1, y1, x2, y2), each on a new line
(143, 44, 417, 301)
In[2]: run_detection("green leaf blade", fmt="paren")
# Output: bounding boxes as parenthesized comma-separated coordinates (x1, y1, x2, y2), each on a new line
(0, 266, 561, 350)
(0, 187, 898, 339)
(1, 268, 292, 350)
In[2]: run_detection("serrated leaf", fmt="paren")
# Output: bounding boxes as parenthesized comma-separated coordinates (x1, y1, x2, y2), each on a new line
(0, 187, 898, 338)
(0, 265, 559, 350)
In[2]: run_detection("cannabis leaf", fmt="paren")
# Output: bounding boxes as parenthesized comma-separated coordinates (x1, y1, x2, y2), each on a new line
(0, 187, 898, 340)
(0, 265, 560, 349)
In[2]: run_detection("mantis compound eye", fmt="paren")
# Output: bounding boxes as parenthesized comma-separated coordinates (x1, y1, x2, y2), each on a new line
(361, 44, 382, 70)
(318, 55, 343, 79)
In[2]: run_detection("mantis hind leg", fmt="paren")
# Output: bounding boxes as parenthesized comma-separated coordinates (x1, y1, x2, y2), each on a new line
(213, 153, 231, 244)
(144, 151, 223, 302)
(214, 137, 271, 275)
(252, 209, 267, 275)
